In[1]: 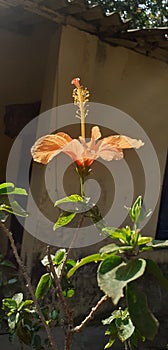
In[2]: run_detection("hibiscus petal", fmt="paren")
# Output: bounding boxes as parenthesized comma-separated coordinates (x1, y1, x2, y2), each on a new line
(97, 141, 123, 161)
(102, 135, 144, 149)
(63, 139, 84, 162)
(91, 126, 101, 140)
(31, 132, 72, 164)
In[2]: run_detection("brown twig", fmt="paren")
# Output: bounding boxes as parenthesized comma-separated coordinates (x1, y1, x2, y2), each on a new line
(47, 246, 74, 350)
(59, 214, 84, 280)
(0, 221, 58, 350)
(72, 294, 108, 333)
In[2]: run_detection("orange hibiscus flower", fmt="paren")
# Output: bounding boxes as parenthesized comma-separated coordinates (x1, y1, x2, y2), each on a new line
(31, 78, 144, 168)
(31, 126, 144, 167)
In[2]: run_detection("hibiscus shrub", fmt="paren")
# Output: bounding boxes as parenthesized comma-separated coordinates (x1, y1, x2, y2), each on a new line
(1, 79, 168, 350)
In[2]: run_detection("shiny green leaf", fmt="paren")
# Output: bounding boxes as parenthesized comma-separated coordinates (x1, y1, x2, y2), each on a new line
(0, 182, 27, 195)
(67, 253, 103, 278)
(0, 201, 28, 217)
(54, 194, 86, 207)
(53, 211, 76, 230)
(52, 249, 66, 265)
(35, 273, 53, 299)
(138, 236, 152, 245)
(129, 196, 142, 223)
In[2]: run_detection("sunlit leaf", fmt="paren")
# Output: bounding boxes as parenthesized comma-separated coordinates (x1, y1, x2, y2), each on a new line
(52, 249, 66, 265)
(54, 194, 88, 207)
(129, 196, 142, 224)
(0, 182, 27, 195)
(147, 240, 168, 248)
(138, 236, 152, 245)
(100, 243, 132, 255)
(104, 337, 115, 348)
(115, 312, 135, 342)
(12, 293, 23, 306)
(0, 201, 28, 217)
(53, 211, 76, 230)
(102, 227, 128, 244)
(67, 289, 75, 298)
(98, 258, 146, 304)
(2, 298, 17, 310)
(35, 273, 53, 299)
(67, 253, 103, 278)
(18, 300, 33, 311)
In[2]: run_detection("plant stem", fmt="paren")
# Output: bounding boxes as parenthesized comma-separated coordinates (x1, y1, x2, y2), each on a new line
(60, 214, 84, 279)
(80, 175, 85, 197)
(73, 295, 108, 333)
(47, 246, 74, 350)
(0, 221, 58, 350)
(124, 340, 130, 350)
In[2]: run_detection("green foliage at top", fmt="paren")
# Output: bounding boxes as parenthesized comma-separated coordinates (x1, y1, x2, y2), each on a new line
(86, 0, 168, 28)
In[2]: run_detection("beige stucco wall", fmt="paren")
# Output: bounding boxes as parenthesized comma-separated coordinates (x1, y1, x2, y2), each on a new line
(55, 25, 168, 238)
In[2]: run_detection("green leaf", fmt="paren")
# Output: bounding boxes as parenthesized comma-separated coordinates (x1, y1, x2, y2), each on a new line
(54, 194, 86, 207)
(100, 243, 132, 255)
(13, 293, 23, 306)
(66, 259, 76, 268)
(104, 337, 115, 348)
(98, 255, 123, 275)
(67, 289, 75, 298)
(102, 315, 116, 325)
(8, 312, 19, 330)
(8, 277, 18, 285)
(0, 211, 8, 222)
(18, 300, 33, 311)
(50, 310, 59, 321)
(52, 249, 66, 265)
(137, 236, 152, 245)
(0, 201, 28, 217)
(53, 211, 76, 230)
(130, 328, 146, 348)
(115, 312, 135, 342)
(35, 273, 53, 299)
(147, 240, 168, 248)
(102, 227, 127, 243)
(104, 322, 117, 348)
(0, 259, 16, 269)
(67, 253, 103, 278)
(146, 259, 168, 291)
(127, 282, 159, 340)
(0, 182, 27, 195)
(16, 319, 32, 345)
(2, 298, 17, 310)
(33, 334, 41, 348)
(129, 196, 142, 224)
(98, 258, 146, 304)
